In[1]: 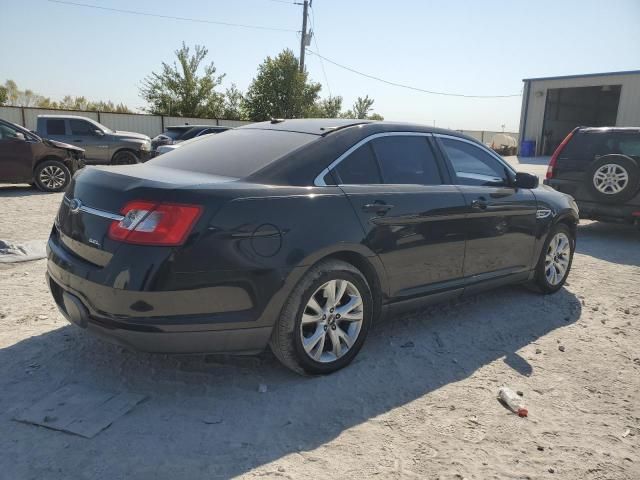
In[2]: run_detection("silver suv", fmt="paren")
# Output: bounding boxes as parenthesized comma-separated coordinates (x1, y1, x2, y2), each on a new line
(36, 115, 152, 164)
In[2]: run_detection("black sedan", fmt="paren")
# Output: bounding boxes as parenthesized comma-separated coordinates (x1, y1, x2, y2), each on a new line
(47, 119, 578, 374)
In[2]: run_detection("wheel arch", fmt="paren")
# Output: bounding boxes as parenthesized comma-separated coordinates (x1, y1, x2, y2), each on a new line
(294, 246, 388, 323)
(111, 148, 139, 163)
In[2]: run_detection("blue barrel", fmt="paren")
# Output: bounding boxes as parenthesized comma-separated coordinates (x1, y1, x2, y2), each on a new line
(520, 140, 535, 157)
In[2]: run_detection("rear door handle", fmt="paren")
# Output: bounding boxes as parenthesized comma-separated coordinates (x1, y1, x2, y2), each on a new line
(471, 199, 489, 210)
(362, 202, 394, 214)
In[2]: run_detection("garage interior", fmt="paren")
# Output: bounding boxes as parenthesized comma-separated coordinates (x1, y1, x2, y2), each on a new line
(540, 85, 621, 155)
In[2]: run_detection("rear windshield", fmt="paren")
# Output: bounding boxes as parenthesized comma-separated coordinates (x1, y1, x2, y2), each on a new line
(164, 127, 191, 140)
(564, 132, 640, 160)
(150, 128, 317, 178)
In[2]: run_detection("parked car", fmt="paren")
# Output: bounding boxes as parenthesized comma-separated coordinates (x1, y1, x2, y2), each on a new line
(0, 118, 84, 192)
(154, 129, 230, 156)
(36, 115, 151, 165)
(46, 119, 578, 375)
(150, 125, 230, 156)
(544, 126, 640, 226)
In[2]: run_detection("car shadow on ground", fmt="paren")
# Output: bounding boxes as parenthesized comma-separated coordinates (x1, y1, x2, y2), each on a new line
(0, 185, 51, 198)
(0, 285, 581, 479)
(576, 222, 640, 266)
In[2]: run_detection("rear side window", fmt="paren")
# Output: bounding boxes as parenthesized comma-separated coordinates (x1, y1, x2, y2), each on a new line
(334, 143, 382, 184)
(371, 136, 442, 185)
(151, 128, 317, 178)
(47, 119, 66, 135)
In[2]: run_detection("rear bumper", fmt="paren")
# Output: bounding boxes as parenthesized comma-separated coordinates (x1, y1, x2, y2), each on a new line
(47, 272, 272, 354)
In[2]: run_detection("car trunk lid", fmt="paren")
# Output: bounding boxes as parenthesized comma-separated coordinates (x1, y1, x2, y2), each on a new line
(55, 164, 235, 265)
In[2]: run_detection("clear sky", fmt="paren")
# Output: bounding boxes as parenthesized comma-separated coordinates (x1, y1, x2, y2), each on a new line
(2, 0, 639, 131)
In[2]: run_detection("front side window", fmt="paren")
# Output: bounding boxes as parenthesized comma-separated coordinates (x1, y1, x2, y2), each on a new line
(70, 119, 99, 136)
(440, 137, 508, 186)
(0, 122, 20, 140)
(47, 119, 66, 135)
(371, 136, 442, 185)
(333, 143, 382, 184)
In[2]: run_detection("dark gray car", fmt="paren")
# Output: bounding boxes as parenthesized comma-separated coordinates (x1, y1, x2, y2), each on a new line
(36, 115, 151, 165)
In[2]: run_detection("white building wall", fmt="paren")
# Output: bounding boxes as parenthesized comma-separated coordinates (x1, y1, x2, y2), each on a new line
(520, 72, 640, 154)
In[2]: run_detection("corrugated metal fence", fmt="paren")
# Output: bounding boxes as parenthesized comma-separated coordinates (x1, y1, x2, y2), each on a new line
(1, 105, 520, 144)
(457, 130, 520, 145)
(0, 106, 252, 137)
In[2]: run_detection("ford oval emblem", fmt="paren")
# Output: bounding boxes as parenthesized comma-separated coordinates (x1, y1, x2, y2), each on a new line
(69, 198, 82, 214)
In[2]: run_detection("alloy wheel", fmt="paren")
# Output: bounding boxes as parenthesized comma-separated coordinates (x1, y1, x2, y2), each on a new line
(545, 232, 571, 286)
(39, 165, 66, 190)
(299, 279, 364, 363)
(593, 164, 629, 194)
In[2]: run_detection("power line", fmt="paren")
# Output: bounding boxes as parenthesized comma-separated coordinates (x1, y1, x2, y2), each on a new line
(308, 5, 332, 97)
(305, 50, 522, 98)
(46, 0, 297, 32)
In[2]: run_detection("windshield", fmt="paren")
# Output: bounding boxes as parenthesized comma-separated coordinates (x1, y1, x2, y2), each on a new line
(150, 128, 317, 178)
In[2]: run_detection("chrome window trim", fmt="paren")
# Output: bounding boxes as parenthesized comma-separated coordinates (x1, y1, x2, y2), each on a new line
(433, 133, 517, 176)
(313, 131, 435, 186)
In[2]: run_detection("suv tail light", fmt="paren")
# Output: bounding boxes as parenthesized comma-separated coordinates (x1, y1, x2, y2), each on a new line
(108, 201, 202, 246)
(547, 129, 577, 179)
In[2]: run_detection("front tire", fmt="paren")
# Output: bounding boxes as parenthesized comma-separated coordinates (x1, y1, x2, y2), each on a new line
(533, 223, 575, 293)
(34, 160, 71, 192)
(112, 150, 139, 165)
(269, 259, 372, 375)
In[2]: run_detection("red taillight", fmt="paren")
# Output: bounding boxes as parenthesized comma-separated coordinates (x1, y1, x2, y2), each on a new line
(547, 129, 576, 180)
(108, 201, 202, 246)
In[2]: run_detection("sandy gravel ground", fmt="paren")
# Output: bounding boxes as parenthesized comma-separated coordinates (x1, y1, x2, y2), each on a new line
(0, 158, 638, 479)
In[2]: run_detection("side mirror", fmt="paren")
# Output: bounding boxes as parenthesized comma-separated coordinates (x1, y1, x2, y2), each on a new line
(94, 129, 105, 137)
(514, 171, 539, 189)
(14, 132, 26, 141)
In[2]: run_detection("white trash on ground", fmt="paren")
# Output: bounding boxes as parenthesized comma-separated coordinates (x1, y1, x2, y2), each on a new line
(498, 387, 528, 417)
(0, 239, 47, 263)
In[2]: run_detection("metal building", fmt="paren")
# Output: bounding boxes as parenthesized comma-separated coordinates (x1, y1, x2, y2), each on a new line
(518, 70, 640, 155)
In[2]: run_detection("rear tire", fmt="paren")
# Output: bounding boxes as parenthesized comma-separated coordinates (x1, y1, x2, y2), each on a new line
(112, 150, 139, 165)
(34, 160, 71, 192)
(532, 223, 575, 294)
(269, 259, 372, 375)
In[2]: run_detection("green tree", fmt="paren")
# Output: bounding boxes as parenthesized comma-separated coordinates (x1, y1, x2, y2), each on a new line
(222, 84, 245, 120)
(341, 95, 383, 120)
(0, 86, 7, 105)
(308, 95, 343, 118)
(140, 42, 225, 117)
(243, 49, 321, 121)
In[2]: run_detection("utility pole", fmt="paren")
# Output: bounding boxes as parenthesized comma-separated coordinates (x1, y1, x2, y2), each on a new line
(298, 0, 309, 73)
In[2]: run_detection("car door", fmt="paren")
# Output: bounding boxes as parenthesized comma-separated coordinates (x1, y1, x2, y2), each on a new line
(68, 119, 109, 163)
(435, 135, 537, 285)
(0, 122, 33, 183)
(327, 133, 468, 300)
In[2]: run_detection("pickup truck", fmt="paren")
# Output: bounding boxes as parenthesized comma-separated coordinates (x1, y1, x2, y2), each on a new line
(36, 115, 151, 165)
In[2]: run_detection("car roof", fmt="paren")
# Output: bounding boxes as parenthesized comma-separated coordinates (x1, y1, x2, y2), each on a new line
(578, 126, 640, 134)
(37, 114, 96, 119)
(166, 125, 219, 129)
(239, 118, 470, 138)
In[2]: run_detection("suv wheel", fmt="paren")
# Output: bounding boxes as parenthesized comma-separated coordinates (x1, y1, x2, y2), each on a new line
(270, 259, 372, 375)
(112, 150, 139, 165)
(34, 160, 71, 192)
(587, 154, 639, 204)
(532, 223, 575, 294)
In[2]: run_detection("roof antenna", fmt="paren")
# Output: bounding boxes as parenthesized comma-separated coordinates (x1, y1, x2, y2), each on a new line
(270, 118, 285, 124)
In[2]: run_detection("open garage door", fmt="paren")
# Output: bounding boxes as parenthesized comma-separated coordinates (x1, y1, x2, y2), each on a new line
(541, 85, 621, 155)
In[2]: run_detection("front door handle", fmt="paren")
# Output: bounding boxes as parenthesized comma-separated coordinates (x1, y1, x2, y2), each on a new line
(471, 198, 489, 210)
(362, 202, 394, 215)
(73, 139, 83, 143)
